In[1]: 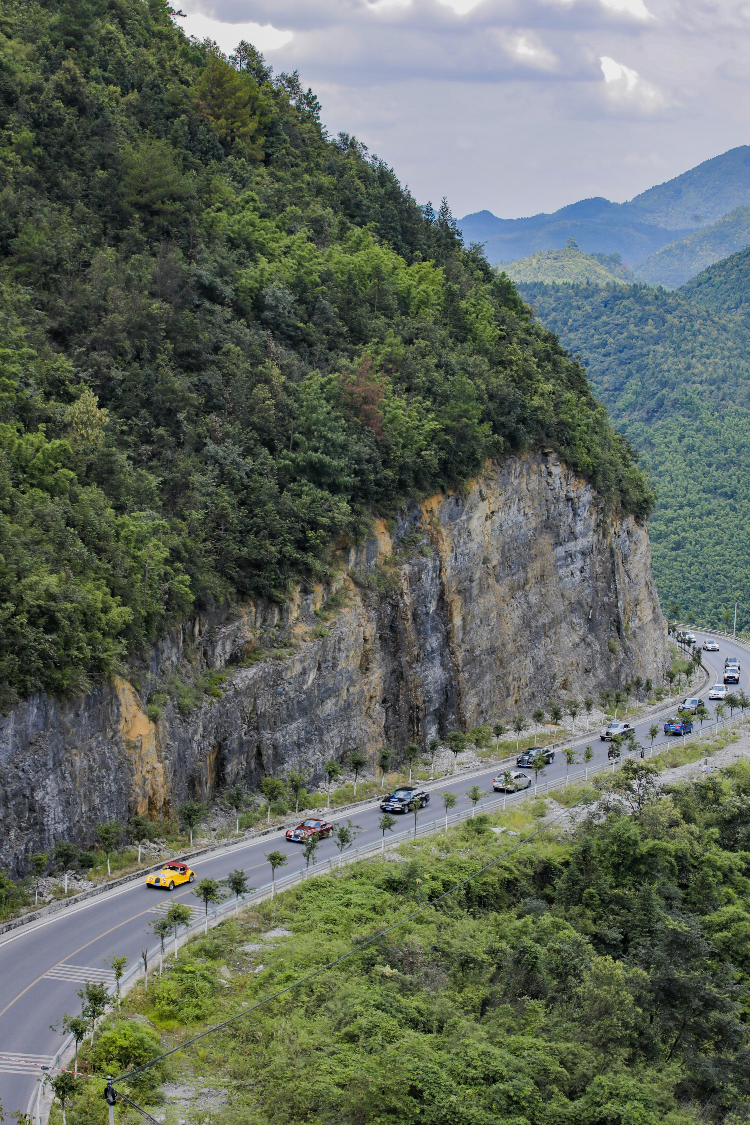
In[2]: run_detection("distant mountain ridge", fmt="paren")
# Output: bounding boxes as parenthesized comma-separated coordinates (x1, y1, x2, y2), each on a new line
(461, 146, 750, 281)
(634, 205, 750, 288)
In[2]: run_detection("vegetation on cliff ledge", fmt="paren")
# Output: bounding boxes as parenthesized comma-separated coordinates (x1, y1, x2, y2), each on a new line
(0, 0, 652, 706)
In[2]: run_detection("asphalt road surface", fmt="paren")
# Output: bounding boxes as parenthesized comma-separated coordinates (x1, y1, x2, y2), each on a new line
(0, 632, 745, 1116)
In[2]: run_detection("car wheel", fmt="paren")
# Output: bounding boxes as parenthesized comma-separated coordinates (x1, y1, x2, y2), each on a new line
(168, 881, 175, 891)
(189, 874, 195, 883)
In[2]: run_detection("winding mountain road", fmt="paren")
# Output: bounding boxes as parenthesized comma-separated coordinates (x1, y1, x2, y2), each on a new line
(0, 633, 744, 1117)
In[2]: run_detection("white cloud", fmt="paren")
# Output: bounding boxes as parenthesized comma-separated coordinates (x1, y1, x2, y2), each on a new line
(600, 0, 652, 19)
(437, 0, 487, 13)
(599, 54, 663, 108)
(600, 54, 639, 90)
(177, 10, 293, 54)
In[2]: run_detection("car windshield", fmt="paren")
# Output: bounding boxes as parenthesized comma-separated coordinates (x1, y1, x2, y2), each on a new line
(302, 820, 319, 827)
(166, 865, 183, 871)
(393, 790, 413, 798)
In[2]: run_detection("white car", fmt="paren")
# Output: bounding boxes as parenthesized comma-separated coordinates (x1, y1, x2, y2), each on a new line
(703, 640, 719, 651)
(600, 721, 631, 741)
(709, 684, 728, 700)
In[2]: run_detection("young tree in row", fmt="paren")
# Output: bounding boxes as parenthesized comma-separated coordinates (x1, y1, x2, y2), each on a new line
(403, 742, 420, 783)
(224, 784, 247, 832)
(333, 820, 361, 870)
(30, 851, 48, 906)
(165, 901, 192, 957)
(406, 795, 421, 838)
(583, 697, 594, 728)
(348, 749, 368, 797)
(648, 724, 660, 754)
(302, 836, 318, 877)
(466, 785, 485, 817)
(377, 747, 392, 787)
(287, 769, 308, 815)
(179, 800, 207, 846)
(194, 877, 225, 934)
(57, 1012, 88, 1077)
(265, 850, 288, 898)
(103, 952, 128, 1008)
(150, 916, 172, 975)
(447, 732, 465, 774)
(261, 777, 287, 823)
(567, 700, 579, 733)
(51, 1070, 79, 1125)
(442, 791, 458, 832)
(77, 979, 109, 1045)
(324, 759, 342, 808)
(493, 722, 506, 751)
(129, 813, 152, 864)
(531, 708, 545, 747)
(428, 738, 440, 774)
(97, 822, 121, 876)
(563, 747, 578, 787)
(225, 868, 251, 914)
(583, 745, 594, 780)
(512, 715, 528, 753)
(548, 703, 563, 739)
(379, 812, 396, 854)
(531, 751, 547, 795)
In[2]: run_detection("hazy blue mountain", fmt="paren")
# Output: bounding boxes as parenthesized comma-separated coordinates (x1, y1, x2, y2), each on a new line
(635, 205, 750, 288)
(459, 206, 685, 266)
(623, 146, 750, 229)
(462, 145, 750, 269)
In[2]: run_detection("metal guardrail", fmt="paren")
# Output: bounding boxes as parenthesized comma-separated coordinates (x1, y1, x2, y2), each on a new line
(35, 704, 749, 1122)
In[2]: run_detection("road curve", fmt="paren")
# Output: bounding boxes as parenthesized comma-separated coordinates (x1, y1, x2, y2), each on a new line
(1, 633, 745, 1116)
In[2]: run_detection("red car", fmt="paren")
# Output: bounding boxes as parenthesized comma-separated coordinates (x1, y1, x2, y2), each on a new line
(286, 818, 334, 842)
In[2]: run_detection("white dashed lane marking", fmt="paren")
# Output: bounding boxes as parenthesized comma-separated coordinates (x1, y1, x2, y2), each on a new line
(0, 1051, 53, 1074)
(43, 963, 116, 985)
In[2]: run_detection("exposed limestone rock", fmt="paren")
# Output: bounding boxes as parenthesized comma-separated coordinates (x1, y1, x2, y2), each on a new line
(0, 452, 668, 870)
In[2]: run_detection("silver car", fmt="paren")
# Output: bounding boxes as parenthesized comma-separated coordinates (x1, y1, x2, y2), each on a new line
(492, 771, 532, 792)
(600, 721, 631, 741)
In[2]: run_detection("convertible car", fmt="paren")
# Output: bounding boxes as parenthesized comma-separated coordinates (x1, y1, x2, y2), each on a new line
(146, 862, 196, 890)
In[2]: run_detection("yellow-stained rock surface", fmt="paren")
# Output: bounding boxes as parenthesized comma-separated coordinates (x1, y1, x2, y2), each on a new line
(0, 452, 668, 866)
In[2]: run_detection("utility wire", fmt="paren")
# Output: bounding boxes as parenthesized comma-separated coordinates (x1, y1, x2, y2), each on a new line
(116, 777, 606, 1085)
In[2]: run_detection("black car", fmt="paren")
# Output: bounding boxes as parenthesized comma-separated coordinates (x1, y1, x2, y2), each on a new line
(380, 786, 430, 813)
(516, 748, 555, 768)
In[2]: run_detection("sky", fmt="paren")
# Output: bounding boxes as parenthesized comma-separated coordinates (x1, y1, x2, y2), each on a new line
(175, 0, 750, 220)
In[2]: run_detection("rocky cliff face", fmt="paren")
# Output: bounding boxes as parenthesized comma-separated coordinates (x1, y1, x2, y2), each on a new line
(0, 452, 668, 871)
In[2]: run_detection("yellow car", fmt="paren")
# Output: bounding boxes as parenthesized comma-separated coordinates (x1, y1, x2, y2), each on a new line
(146, 862, 196, 890)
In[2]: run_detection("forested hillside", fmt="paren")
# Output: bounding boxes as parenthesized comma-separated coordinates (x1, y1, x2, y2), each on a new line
(518, 277, 750, 627)
(503, 243, 632, 285)
(0, 0, 651, 709)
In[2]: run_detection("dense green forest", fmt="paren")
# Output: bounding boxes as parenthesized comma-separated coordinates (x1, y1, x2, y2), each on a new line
(504, 243, 633, 286)
(518, 276, 750, 628)
(635, 205, 750, 288)
(0, 0, 651, 709)
(58, 759, 750, 1124)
